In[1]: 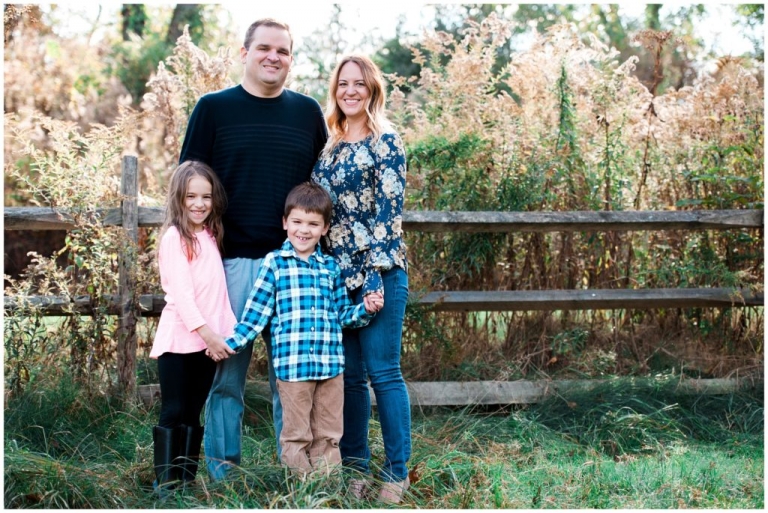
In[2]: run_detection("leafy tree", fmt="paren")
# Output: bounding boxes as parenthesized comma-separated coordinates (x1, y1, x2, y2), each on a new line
(165, 3, 205, 45)
(292, 5, 349, 102)
(110, 4, 207, 105)
(120, 4, 147, 40)
(374, 16, 422, 93)
(734, 4, 764, 61)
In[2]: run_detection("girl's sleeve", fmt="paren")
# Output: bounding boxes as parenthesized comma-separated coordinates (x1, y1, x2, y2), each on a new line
(332, 263, 373, 328)
(159, 229, 206, 332)
(225, 255, 277, 352)
(362, 132, 407, 296)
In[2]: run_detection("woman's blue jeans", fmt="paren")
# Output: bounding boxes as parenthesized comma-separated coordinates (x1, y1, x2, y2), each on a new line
(341, 267, 411, 482)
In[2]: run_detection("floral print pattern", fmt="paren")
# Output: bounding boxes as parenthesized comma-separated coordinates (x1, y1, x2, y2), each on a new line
(312, 132, 408, 295)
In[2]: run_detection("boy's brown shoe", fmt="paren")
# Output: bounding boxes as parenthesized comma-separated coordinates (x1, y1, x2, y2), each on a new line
(348, 477, 371, 499)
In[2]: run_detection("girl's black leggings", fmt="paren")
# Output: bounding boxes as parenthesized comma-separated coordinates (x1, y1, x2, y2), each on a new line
(157, 349, 216, 428)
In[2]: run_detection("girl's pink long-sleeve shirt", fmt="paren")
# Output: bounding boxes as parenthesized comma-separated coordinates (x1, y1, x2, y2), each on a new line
(150, 226, 237, 358)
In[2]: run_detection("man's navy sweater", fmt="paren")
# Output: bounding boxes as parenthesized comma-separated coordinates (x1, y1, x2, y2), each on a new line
(180, 85, 328, 259)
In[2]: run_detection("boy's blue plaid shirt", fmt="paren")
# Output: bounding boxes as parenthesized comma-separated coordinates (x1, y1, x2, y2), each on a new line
(225, 239, 373, 382)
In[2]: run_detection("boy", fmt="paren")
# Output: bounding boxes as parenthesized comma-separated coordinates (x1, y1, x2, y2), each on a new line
(220, 182, 382, 477)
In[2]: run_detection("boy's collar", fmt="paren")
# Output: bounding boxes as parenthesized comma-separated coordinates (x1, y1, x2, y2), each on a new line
(278, 238, 326, 263)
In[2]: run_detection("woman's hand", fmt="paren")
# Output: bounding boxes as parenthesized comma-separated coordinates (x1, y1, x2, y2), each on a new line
(364, 292, 384, 313)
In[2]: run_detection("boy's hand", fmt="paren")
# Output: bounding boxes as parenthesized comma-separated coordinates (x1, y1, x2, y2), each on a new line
(364, 292, 384, 313)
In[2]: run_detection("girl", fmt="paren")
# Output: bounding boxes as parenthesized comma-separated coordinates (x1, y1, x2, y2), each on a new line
(150, 160, 235, 492)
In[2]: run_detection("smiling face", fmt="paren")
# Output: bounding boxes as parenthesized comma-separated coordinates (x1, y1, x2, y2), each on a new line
(241, 25, 292, 97)
(282, 208, 329, 260)
(335, 61, 370, 124)
(185, 175, 213, 232)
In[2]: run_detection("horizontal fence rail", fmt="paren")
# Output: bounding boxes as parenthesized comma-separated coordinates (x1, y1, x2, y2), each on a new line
(418, 288, 764, 311)
(402, 209, 764, 232)
(138, 376, 764, 407)
(4, 287, 763, 316)
(4, 206, 764, 232)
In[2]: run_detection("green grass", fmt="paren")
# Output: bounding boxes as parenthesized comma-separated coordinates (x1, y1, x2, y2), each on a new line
(4, 375, 763, 508)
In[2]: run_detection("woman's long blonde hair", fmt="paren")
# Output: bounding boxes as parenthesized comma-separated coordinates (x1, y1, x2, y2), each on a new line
(161, 160, 227, 261)
(322, 54, 392, 157)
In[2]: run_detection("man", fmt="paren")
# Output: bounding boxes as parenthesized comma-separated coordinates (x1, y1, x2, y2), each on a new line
(179, 18, 328, 480)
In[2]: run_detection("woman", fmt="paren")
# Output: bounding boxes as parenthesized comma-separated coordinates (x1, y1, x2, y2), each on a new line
(311, 54, 411, 504)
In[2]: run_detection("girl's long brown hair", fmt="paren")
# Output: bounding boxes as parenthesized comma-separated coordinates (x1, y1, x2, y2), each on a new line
(161, 160, 227, 261)
(322, 54, 393, 157)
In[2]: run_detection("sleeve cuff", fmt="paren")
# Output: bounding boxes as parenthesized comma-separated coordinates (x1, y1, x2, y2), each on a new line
(358, 304, 374, 322)
(362, 270, 383, 296)
(227, 325, 253, 352)
(355, 303, 374, 327)
(224, 337, 241, 352)
(186, 317, 206, 334)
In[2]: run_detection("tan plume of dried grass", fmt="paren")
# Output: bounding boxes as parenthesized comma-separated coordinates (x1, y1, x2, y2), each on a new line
(391, 19, 763, 211)
(141, 26, 236, 192)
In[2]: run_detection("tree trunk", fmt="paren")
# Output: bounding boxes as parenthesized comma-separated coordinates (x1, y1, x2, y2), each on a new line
(121, 4, 147, 40)
(166, 4, 203, 45)
(645, 4, 662, 30)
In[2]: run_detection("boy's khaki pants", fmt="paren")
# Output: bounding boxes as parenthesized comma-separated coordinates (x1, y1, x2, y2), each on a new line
(276, 374, 344, 476)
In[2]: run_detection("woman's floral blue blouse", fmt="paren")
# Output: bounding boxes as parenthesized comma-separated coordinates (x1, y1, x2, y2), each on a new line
(312, 131, 408, 296)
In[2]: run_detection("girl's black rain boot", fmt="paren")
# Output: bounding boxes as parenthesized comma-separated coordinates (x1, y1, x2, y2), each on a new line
(152, 425, 180, 496)
(178, 424, 205, 484)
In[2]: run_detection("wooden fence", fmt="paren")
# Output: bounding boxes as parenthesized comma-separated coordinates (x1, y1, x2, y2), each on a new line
(4, 156, 764, 404)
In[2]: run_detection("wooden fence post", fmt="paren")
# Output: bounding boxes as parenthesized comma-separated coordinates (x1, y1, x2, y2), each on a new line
(116, 155, 139, 400)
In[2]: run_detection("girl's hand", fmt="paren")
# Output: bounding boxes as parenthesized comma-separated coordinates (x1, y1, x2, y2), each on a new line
(197, 324, 235, 361)
(364, 292, 384, 313)
(205, 336, 235, 362)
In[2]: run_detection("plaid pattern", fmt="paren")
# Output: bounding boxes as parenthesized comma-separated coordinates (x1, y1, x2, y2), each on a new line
(225, 239, 372, 382)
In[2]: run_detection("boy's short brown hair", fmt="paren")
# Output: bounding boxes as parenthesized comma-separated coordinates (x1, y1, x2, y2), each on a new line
(284, 182, 333, 225)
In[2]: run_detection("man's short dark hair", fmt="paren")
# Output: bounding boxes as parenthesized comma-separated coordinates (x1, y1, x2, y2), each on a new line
(284, 182, 333, 225)
(243, 18, 293, 52)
